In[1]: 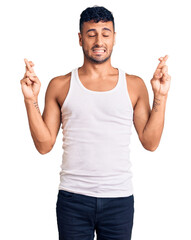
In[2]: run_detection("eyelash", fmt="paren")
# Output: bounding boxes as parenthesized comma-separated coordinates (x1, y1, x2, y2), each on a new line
(89, 35, 109, 37)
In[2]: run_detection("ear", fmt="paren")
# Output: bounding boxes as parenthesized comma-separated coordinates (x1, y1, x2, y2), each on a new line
(114, 32, 116, 45)
(78, 32, 82, 47)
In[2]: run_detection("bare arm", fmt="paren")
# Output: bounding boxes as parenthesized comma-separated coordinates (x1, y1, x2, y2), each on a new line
(24, 97, 52, 154)
(24, 77, 61, 154)
(21, 59, 61, 154)
(41, 77, 61, 153)
(133, 77, 153, 151)
(133, 80, 167, 151)
(142, 94, 167, 151)
(133, 55, 171, 151)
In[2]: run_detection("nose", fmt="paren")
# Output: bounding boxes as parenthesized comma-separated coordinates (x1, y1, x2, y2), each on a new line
(95, 34, 103, 46)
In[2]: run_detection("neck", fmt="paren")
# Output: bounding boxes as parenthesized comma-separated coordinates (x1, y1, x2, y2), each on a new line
(79, 58, 115, 77)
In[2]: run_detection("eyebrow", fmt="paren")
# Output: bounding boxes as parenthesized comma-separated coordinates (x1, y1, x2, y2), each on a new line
(86, 27, 112, 34)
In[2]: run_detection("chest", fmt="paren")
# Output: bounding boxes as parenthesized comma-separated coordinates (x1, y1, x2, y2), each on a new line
(57, 74, 138, 111)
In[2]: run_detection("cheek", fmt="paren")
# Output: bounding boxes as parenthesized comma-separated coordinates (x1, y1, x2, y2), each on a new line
(82, 40, 93, 49)
(107, 42, 115, 49)
(105, 38, 114, 45)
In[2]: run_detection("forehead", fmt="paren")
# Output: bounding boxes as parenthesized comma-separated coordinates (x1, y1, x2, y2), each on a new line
(82, 20, 114, 33)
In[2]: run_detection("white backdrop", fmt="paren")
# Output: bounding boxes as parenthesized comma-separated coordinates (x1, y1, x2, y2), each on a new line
(1, 0, 191, 239)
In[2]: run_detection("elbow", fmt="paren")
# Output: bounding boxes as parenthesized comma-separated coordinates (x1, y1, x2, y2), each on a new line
(141, 137, 158, 152)
(143, 145, 157, 152)
(38, 149, 49, 155)
(38, 147, 52, 155)
(140, 132, 159, 152)
(34, 140, 53, 155)
(147, 146, 157, 152)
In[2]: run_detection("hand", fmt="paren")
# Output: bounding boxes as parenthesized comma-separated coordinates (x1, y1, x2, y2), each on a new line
(150, 55, 171, 97)
(20, 58, 41, 101)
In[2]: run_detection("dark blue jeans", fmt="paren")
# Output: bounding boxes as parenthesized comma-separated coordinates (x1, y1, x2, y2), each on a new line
(56, 189, 134, 240)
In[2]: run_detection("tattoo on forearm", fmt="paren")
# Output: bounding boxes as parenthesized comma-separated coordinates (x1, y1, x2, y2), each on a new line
(153, 97, 161, 112)
(33, 101, 41, 114)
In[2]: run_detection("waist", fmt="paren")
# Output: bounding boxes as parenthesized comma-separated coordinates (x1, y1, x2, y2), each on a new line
(58, 170, 133, 198)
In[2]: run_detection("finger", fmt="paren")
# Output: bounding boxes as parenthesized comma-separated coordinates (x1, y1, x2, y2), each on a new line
(26, 72, 37, 82)
(161, 65, 168, 74)
(153, 69, 162, 80)
(24, 58, 34, 73)
(26, 70, 40, 84)
(26, 77, 32, 86)
(154, 72, 163, 80)
(24, 60, 34, 69)
(25, 66, 28, 74)
(164, 73, 171, 81)
(161, 72, 169, 82)
(158, 55, 168, 61)
(156, 55, 169, 70)
(20, 77, 32, 86)
(157, 56, 168, 69)
(25, 58, 34, 72)
(28, 61, 34, 66)
(159, 55, 168, 62)
(26, 71, 36, 78)
(28, 75, 36, 81)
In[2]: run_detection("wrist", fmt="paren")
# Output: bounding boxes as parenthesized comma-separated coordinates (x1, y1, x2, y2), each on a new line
(154, 93, 168, 100)
(24, 97, 38, 104)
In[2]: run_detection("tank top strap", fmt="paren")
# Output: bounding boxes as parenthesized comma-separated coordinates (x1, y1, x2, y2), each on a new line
(118, 68, 126, 85)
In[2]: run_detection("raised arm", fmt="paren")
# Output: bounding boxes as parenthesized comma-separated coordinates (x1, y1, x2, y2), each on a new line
(21, 59, 61, 154)
(133, 55, 171, 151)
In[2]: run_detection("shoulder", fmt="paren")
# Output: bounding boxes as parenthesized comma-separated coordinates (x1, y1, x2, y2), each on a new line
(125, 73, 148, 93)
(124, 73, 149, 109)
(49, 71, 72, 86)
(46, 71, 72, 93)
(125, 73, 145, 85)
(45, 71, 72, 101)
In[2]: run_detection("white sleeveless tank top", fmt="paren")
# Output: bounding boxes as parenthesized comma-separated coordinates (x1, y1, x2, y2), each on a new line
(58, 67, 134, 197)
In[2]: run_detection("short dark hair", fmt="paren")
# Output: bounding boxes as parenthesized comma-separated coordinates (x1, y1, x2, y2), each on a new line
(79, 5, 115, 33)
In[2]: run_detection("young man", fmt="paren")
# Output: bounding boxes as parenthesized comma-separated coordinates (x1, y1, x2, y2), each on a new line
(20, 6, 171, 240)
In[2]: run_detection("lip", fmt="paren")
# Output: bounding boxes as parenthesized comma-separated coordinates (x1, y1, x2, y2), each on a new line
(92, 49, 106, 54)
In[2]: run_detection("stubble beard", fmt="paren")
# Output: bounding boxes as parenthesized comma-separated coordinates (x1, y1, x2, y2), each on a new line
(82, 45, 113, 64)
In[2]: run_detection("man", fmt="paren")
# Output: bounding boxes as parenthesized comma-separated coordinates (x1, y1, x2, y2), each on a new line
(20, 5, 171, 240)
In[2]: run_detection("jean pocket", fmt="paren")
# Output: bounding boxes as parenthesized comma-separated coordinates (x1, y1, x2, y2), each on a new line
(58, 190, 75, 199)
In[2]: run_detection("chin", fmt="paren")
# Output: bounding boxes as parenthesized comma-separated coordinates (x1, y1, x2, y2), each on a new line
(90, 57, 110, 64)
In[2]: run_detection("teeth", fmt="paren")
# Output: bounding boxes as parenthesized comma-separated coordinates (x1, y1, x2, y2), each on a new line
(93, 49, 105, 52)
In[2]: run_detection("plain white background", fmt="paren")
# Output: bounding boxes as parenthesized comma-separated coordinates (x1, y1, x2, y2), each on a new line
(1, 0, 191, 239)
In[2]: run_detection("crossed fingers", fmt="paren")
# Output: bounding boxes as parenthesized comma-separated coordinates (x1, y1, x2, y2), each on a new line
(24, 58, 36, 80)
(153, 55, 169, 81)
(24, 58, 34, 72)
